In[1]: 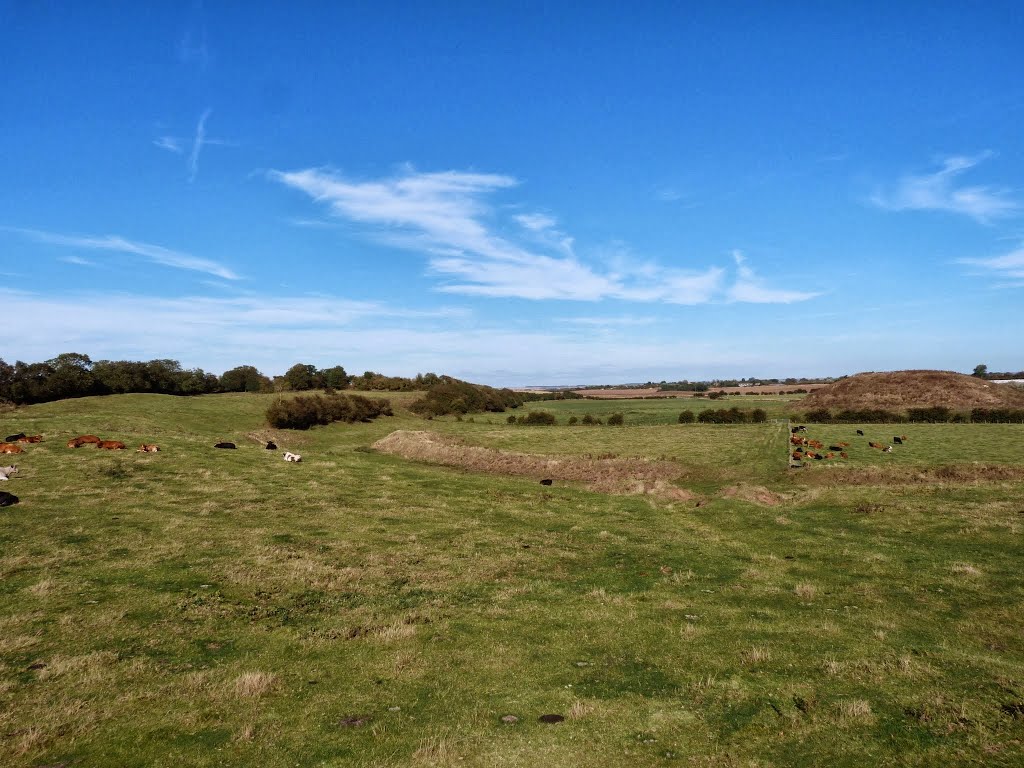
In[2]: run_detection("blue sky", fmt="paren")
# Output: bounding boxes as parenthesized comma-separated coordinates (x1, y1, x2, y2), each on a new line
(2, 2, 1022, 385)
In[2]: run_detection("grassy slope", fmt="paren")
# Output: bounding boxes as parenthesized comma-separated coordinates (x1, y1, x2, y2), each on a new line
(0, 394, 1022, 767)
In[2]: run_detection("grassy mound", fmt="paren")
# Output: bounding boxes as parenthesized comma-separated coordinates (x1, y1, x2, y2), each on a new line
(796, 369, 1024, 412)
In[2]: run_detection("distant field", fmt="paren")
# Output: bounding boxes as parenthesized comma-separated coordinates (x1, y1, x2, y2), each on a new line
(1, 393, 1022, 767)
(570, 384, 831, 398)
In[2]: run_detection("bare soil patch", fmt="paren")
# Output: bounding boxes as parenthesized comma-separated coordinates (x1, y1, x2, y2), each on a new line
(720, 484, 787, 506)
(372, 430, 694, 501)
(797, 370, 1024, 412)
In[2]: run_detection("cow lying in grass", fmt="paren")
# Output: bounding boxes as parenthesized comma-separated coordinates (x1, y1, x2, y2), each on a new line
(0, 443, 23, 454)
(0, 465, 17, 481)
(137, 444, 160, 452)
(98, 440, 126, 450)
(283, 451, 302, 462)
(68, 435, 102, 448)
(0, 490, 17, 507)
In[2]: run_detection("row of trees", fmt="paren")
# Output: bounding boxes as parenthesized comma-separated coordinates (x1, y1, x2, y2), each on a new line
(0, 354, 404, 406)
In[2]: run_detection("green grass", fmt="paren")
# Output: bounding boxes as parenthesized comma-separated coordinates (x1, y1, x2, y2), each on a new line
(1, 394, 1023, 766)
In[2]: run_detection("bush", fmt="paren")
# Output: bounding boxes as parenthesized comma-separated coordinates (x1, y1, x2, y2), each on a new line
(697, 407, 774, 424)
(507, 415, 517, 424)
(707, 391, 727, 400)
(581, 413, 602, 425)
(567, 416, 579, 425)
(804, 408, 832, 423)
(907, 406, 952, 423)
(266, 393, 391, 430)
(971, 408, 1024, 423)
(607, 413, 624, 426)
(517, 411, 556, 425)
(678, 411, 696, 424)
(410, 379, 525, 417)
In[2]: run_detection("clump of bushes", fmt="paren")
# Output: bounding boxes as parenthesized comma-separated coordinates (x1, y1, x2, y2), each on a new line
(607, 413, 624, 426)
(678, 411, 696, 424)
(409, 380, 524, 417)
(707, 391, 727, 400)
(567, 416, 579, 425)
(516, 411, 557, 426)
(697, 407, 768, 424)
(581, 414, 603, 425)
(266, 393, 392, 430)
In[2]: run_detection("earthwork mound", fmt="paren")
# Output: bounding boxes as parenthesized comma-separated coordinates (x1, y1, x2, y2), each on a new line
(796, 370, 1024, 413)
(371, 430, 694, 501)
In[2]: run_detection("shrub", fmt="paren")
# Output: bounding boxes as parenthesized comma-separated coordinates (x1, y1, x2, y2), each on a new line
(751, 408, 767, 423)
(567, 416, 579, 425)
(517, 411, 556, 425)
(410, 379, 524, 417)
(507, 415, 517, 424)
(581, 413, 602, 425)
(678, 411, 696, 424)
(804, 408, 832, 423)
(266, 393, 391, 430)
(907, 406, 952, 423)
(707, 391, 726, 400)
(607, 413, 624, 426)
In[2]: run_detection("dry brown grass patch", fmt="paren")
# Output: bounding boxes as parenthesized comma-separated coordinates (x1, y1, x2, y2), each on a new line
(720, 484, 786, 506)
(794, 582, 816, 600)
(234, 671, 278, 698)
(372, 430, 691, 500)
(835, 698, 874, 723)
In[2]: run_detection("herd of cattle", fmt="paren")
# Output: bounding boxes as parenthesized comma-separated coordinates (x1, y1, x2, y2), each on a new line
(0, 433, 303, 507)
(790, 424, 908, 464)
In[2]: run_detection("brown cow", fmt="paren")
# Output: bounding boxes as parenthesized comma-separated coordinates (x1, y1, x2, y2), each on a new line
(97, 440, 126, 450)
(137, 444, 160, 453)
(0, 442, 23, 454)
(68, 435, 102, 448)
(17, 435, 42, 443)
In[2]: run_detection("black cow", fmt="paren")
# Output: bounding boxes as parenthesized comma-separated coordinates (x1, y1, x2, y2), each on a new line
(4, 433, 25, 443)
(540, 479, 553, 486)
(856, 429, 864, 436)
(828, 445, 843, 452)
(893, 436, 903, 444)
(0, 490, 18, 507)
(214, 442, 236, 449)
(265, 441, 277, 450)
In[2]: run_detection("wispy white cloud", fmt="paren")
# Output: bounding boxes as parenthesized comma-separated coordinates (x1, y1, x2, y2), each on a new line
(178, 1, 210, 68)
(726, 251, 821, 304)
(4, 226, 240, 280)
(958, 244, 1024, 282)
(271, 166, 808, 306)
(871, 152, 1020, 223)
(155, 108, 233, 180)
(153, 136, 184, 154)
(58, 255, 95, 267)
(514, 212, 558, 231)
(188, 108, 212, 182)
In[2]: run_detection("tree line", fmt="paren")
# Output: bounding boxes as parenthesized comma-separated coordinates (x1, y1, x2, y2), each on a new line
(0, 353, 361, 405)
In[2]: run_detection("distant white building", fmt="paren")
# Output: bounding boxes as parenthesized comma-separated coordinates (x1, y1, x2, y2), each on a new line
(992, 379, 1024, 384)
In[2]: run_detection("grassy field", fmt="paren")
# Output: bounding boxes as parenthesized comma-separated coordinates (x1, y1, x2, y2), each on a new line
(1, 393, 1023, 766)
